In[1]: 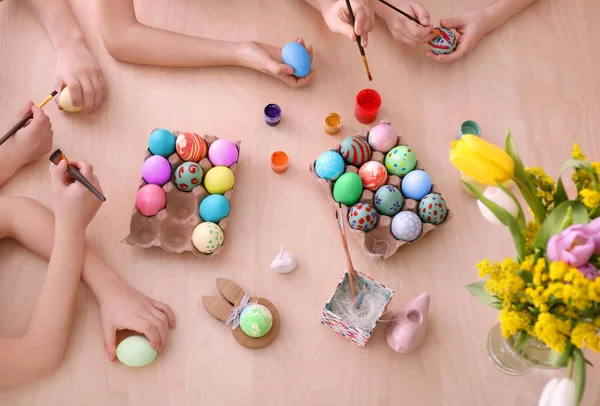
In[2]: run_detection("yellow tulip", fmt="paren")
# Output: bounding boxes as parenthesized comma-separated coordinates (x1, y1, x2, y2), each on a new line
(450, 134, 515, 186)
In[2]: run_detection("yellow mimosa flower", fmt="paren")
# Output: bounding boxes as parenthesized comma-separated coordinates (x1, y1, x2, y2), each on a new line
(450, 135, 515, 186)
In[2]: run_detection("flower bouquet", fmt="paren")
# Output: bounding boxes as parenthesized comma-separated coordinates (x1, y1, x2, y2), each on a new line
(450, 132, 600, 406)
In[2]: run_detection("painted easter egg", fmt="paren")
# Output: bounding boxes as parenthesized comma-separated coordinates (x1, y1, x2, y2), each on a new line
(240, 304, 273, 338)
(142, 155, 172, 186)
(208, 139, 239, 167)
(199, 194, 230, 223)
(59, 87, 81, 112)
(315, 151, 345, 181)
(340, 136, 371, 166)
(281, 42, 311, 78)
(174, 162, 203, 192)
(204, 166, 235, 194)
(348, 203, 378, 232)
(176, 132, 207, 162)
(148, 128, 176, 157)
(358, 161, 388, 191)
(401, 170, 432, 200)
(385, 146, 417, 177)
(116, 335, 158, 368)
(428, 27, 457, 55)
(136, 184, 167, 217)
(192, 222, 224, 254)
(374, 185, 403, 216)
(391, 211, 423, 241)
(418, 193, 448, 225)
(333, 172, 363, 206)
(368, 123, 398, 153)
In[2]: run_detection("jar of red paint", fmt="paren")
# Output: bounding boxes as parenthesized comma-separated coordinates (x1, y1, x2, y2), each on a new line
(354, 89, 382, 124)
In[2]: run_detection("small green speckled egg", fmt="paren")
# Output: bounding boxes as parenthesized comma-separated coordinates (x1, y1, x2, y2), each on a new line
(116, 335, 158, 368)
(374, 185, 403, 216)
(418, 193, 448, 225)
(240, 304, 273, 338)
(384, 146, 417, 177)
(174, 162, 203, 192)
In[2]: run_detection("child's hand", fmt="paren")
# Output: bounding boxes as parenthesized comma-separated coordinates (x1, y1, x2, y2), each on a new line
(320, 0, 374, 47)
(238, 38, 315, 88)
(55, 43, 105, 113)
(95, 277, 176, 359)
(427, 9, 491, 63)
(380, 0, 435, 46)
(10, 102, 53, 166)
(50, 160, 103, 231)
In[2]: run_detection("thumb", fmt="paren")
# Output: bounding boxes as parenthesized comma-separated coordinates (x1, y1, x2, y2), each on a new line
(274, 63, 294, 76)
(103, 325, 117, 362)
(440, 17, 465, 29)
(16, 101, 34, 120)
(30, 105, 49, 125)
(50, 159, 68, 186)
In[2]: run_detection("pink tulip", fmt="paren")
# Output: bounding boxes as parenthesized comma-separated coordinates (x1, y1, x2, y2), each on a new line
(578, 263, 599, 281)
(588, 218, 600, 255)
(547, 225, 595, 267)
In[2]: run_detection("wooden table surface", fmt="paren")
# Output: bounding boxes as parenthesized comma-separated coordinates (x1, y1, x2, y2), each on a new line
(1, 0, 599, 405)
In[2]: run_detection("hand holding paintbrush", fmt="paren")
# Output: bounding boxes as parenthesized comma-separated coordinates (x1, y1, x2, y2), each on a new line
(50, 149, 106, 202)
(375, 0, 439, 45)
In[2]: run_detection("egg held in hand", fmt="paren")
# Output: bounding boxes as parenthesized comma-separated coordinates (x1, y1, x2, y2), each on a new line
(174, 162, 203, 192)
(281, 42, 311, 78)
(116, 335, 158, 368)
(59, 87, 81, 112)
(136, 184, 167, 217)
(192, 222, 224, 254)
(239, 304, 273, 338)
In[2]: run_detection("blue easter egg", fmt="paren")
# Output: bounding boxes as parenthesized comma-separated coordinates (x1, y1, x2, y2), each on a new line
(199, 194, 230, 223)
(281, 42, 311, 78)
(401, 170, 432, 200)
(148, 128, 176, 157)
(315, 151, 345, 181)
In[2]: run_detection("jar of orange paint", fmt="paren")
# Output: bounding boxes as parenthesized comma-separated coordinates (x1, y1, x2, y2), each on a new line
(271, 151, 289, 174)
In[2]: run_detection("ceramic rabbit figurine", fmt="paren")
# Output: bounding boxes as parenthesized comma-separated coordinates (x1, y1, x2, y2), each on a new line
(385, 292, 430, 354)
(270, 245, 297, 274)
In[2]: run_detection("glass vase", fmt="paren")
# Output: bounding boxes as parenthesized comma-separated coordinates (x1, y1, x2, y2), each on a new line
(486, 322, 556, 376)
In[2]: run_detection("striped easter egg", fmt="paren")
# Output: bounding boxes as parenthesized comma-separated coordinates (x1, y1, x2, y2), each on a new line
(176, 132, 208, 162)
(428, 27, 457, 55)
(340, 136, 371, 166)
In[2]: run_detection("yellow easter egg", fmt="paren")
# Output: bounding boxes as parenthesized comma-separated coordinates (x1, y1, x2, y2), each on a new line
(192, 222, 224, 254)
(204, 166, 234, 194)
(59, 87, 81, 112)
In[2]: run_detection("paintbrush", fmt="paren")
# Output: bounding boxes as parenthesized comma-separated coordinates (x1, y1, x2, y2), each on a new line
(0, 90, 58, 147)
(344, 0, 372, 81)
(335, 206, 359, 303)
(377, 0, 442, 36)
(49, 149, 106, 202)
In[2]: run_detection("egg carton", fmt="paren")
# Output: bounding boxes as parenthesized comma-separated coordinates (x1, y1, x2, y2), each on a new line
(123, 131, 240, 258)
(309, 120, 452, 260)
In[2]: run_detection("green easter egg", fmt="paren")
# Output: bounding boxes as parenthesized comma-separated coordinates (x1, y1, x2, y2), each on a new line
(385, 146, 417, 177)
(174, 162, 203, 192)
(240, 304, 273, 338)
(374, 185, 403, 216)
(116, 335, 158, 368)
(333, 172, 363, 206)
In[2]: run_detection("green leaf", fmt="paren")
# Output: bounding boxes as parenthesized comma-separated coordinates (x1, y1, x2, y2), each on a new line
(527, 306, 540, 315)
(584, 357, 594, 367)
(505, 130, 547, 223)
(465, 282, 503, 310)
(554, 177, 569, 207)
(573, 348, 586, 406)
(533, 200, 590, 249)
(591, 206, 600, 220)
(517, 270, 533, 284)
(514, 331, 529, 352)
(463, 180, 526, 261)
(495, 180, 526, 231)
(548, 343, 573, 367)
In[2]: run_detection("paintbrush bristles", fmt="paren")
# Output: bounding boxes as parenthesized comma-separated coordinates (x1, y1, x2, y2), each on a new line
(344, 0, 373, 81)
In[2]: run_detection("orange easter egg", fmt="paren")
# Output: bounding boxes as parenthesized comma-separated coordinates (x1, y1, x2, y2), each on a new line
(176, 132, 208, 162)
(359, 161, 388, 191)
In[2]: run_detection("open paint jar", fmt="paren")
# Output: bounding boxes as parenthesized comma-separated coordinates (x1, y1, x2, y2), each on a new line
(324, 113, 342, 135)
(456, 120, 481, 140)
(271, 151, 289, 173)
(355, 89, 381, 124)
(264, 104, 282, 126)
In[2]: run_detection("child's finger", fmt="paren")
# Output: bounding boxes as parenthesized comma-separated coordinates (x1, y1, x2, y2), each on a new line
(64, 77, 83, 108)
(352, 2, 366, 36)
(409, 2, 430, 27)
(361, 32, 369, 48)
(136, 319, 161, 351)
(16, 101, 34, 120)
(91, 75, 104, 113)
(102, 326, 117, 362)
(79, 76, 95, 113)
(292, 69, 315, 88)
(274, 63, 294, 77)
(440, 17, 465, 29)
(50, 160, 69, 186)
(153, 301, 176, 328)
(148, 308, 170, 351)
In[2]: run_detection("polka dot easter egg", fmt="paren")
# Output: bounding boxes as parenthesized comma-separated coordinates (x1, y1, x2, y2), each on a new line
(368, 123, 398, 153)
(340, 136, 371, 166)
(385, 146, 417, 177)
(348, 203, 378, 232)
(176, 132, 208, 162)
(315, 151, 345, 181)
(374, 185, 403, 216)
(391, 211, 423, 242)
(174, 162, 203, 192)
(428, 27, 457, 55)
(240, 304, 273, 338)
(418, 193, 448, 225)
(358, 161, 388, 191)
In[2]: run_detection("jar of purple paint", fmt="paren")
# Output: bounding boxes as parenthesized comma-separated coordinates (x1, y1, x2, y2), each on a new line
(264, 103, 282, 126)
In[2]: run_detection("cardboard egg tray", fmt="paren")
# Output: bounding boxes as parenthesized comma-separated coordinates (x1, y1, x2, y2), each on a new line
(309, 121, 452, 260)
(123, 131, 240, 258)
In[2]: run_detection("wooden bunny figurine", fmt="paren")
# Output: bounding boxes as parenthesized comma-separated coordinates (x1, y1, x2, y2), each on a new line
(202, 278, 280, 349)
(385, 293, 430, 354)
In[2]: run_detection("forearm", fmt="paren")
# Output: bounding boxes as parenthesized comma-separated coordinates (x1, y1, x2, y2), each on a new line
(0, 144, 25, 187)
(304, 0, 334, 11)
(25, 0, 87, 52)
(483, 0, 537, 32)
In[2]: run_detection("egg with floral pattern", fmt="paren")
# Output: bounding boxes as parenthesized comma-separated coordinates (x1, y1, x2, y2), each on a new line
(358, 161, 388, 191)
(348, 203, 378, 232)
(418, 193, 447, 225)
(385, 146, 417, 177)
(340, 136, 371, 166)
(391, 211, 422, 241)
(173, 162, 203, 191)
(374, 185, 403, 216)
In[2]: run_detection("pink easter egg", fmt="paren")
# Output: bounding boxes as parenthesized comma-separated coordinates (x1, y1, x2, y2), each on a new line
(358, 161, 388, 191)
(368, 123, 398, 153)
(142, 155, 172, 186)
(136, 184, 167, 216)
(208, 139, 239, 167)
